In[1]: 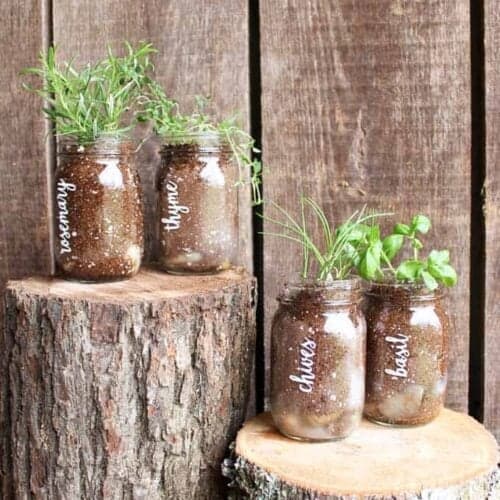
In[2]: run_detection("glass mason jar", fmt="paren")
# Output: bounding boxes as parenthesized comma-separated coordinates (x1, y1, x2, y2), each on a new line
(270, 279, 366, 441)
(156, 132, 238, 274)
(364, 283, 449, 426)
(54, 137, 144, 282)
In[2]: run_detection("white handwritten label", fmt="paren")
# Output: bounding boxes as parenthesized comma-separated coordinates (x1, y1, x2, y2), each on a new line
(289, 337, 317, 393)
(56, 178, 76, 254)
(384, 333, 410, 378)
(161, 181, 189, 232)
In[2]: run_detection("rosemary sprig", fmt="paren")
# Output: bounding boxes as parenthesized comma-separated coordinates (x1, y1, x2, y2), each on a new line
(23, 42, 156, 145)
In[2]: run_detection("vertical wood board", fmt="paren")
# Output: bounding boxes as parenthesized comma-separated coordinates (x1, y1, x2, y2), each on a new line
(52, 0, 252, 269)
(484, 0, 500, 441)
(260, 0, 471, 410)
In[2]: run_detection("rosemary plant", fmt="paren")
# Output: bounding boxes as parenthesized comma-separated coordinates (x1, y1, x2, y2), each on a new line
(23, 42, 156, 145)
(140, 84, 262, 205)
(262, 197, 386, 282)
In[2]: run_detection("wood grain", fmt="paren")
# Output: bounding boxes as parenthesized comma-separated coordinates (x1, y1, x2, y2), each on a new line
(1, 269, 256, 499)
(52, 0, 252, 269)
(0, 1, 52, 287)
(484, 0, 500, 441)
(228, 411, 499, 498)
(260, 0, 471, 410)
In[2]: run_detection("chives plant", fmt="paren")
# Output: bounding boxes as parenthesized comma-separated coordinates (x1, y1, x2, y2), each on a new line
(262, 197, 388, 282)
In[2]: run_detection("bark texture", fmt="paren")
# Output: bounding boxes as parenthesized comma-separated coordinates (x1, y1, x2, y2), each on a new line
(1, 269, 256, 500)
(224, 411, 499, 499)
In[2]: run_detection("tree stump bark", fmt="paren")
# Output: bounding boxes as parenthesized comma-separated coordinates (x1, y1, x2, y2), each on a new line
(224, 410, 499, 499)
(1, 268, 256, 500)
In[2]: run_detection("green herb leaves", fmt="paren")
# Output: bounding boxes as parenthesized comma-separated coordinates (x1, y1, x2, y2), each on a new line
(23, 42, 156, 145)
(356, 214, 457, 291)
(140, 84, 263, 205)
(261, 199, 387, 281)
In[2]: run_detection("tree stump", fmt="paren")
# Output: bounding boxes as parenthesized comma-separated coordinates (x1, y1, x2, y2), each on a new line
(1, 268, 256, 500)
(225, 410, 499, 499)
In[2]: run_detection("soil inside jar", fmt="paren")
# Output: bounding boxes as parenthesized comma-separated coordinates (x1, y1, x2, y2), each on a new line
(55, 140, 144, 282)
(364, 283, 449, 426)
(157, 143, 238, 274)
(271, 284, 366, 441)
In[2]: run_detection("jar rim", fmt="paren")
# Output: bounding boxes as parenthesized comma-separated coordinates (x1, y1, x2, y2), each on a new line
(365, 281, 443, 300)
(278, 277, 362, 305)
(57, 136, 135, 156)
(159, 131, 230, 150)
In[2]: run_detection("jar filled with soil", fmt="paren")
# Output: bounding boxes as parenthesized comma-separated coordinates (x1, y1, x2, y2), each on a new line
(270, 279, 366, 441)
(157, 132, 238, 274)
(364, 283, 449, 426)
(54, 138, 144, 282)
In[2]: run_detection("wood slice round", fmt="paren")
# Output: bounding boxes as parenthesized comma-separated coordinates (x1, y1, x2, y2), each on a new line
(227, 410, 499, 499)
(1, 268, 256, 500)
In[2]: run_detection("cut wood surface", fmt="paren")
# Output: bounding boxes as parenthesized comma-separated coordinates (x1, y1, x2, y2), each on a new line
(484, 0, 500, 442)
(1, 268, 256, 499)
(53, 0, 252, 269)
(260, 0, 471, 412)
(228, 410, 499, 499)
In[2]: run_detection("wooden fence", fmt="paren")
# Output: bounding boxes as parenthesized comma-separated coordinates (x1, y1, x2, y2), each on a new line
(0, 0, 497, 441)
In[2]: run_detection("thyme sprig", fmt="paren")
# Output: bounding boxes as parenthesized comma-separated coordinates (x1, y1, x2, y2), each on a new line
(140, 85, 262, 205)
(23, 42, 156, 145)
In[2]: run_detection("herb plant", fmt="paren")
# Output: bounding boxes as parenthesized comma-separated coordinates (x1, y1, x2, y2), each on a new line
(262, 197, 386, 281)
(140, 84, 262, 205)
(23, 42, 156, 145)
(355, 214, 458, 291)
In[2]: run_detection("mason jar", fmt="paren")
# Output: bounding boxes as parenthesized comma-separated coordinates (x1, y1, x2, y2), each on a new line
(156, 132, 238, 274)
(54, 137, 144, 282)
(270, 279, 366, 441)
(364, 283, 449, 426)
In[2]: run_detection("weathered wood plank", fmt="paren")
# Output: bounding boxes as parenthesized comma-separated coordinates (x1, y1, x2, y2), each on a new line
(52, 0, 252, 269)
(484, 0, 500, 441)
(260, 0, 471, 410)
(0, 0, 52, 287)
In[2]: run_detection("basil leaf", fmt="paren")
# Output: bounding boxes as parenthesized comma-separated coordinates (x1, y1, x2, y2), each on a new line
(411, 214, 431, 234)
(429, 263, 457, 287)
(382, 234, 403, 260)
(428, 249, 450, 266)
(396, 260, 423, 282)
(359, 246, 379, 280)
(394, 223, 411, 236)
(421, 270, 439, 291)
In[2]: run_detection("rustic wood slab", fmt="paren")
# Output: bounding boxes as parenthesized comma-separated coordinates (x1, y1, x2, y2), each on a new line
(1, 268, 256, 499)
(226, 410, 499, 499)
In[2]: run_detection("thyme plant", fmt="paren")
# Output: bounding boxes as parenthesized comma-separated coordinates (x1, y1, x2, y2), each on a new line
(140, 84, 262, 205)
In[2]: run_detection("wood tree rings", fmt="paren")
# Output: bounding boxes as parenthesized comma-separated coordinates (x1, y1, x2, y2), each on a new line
(226, 410, 499, 499)
(1, 269, 256, 499)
